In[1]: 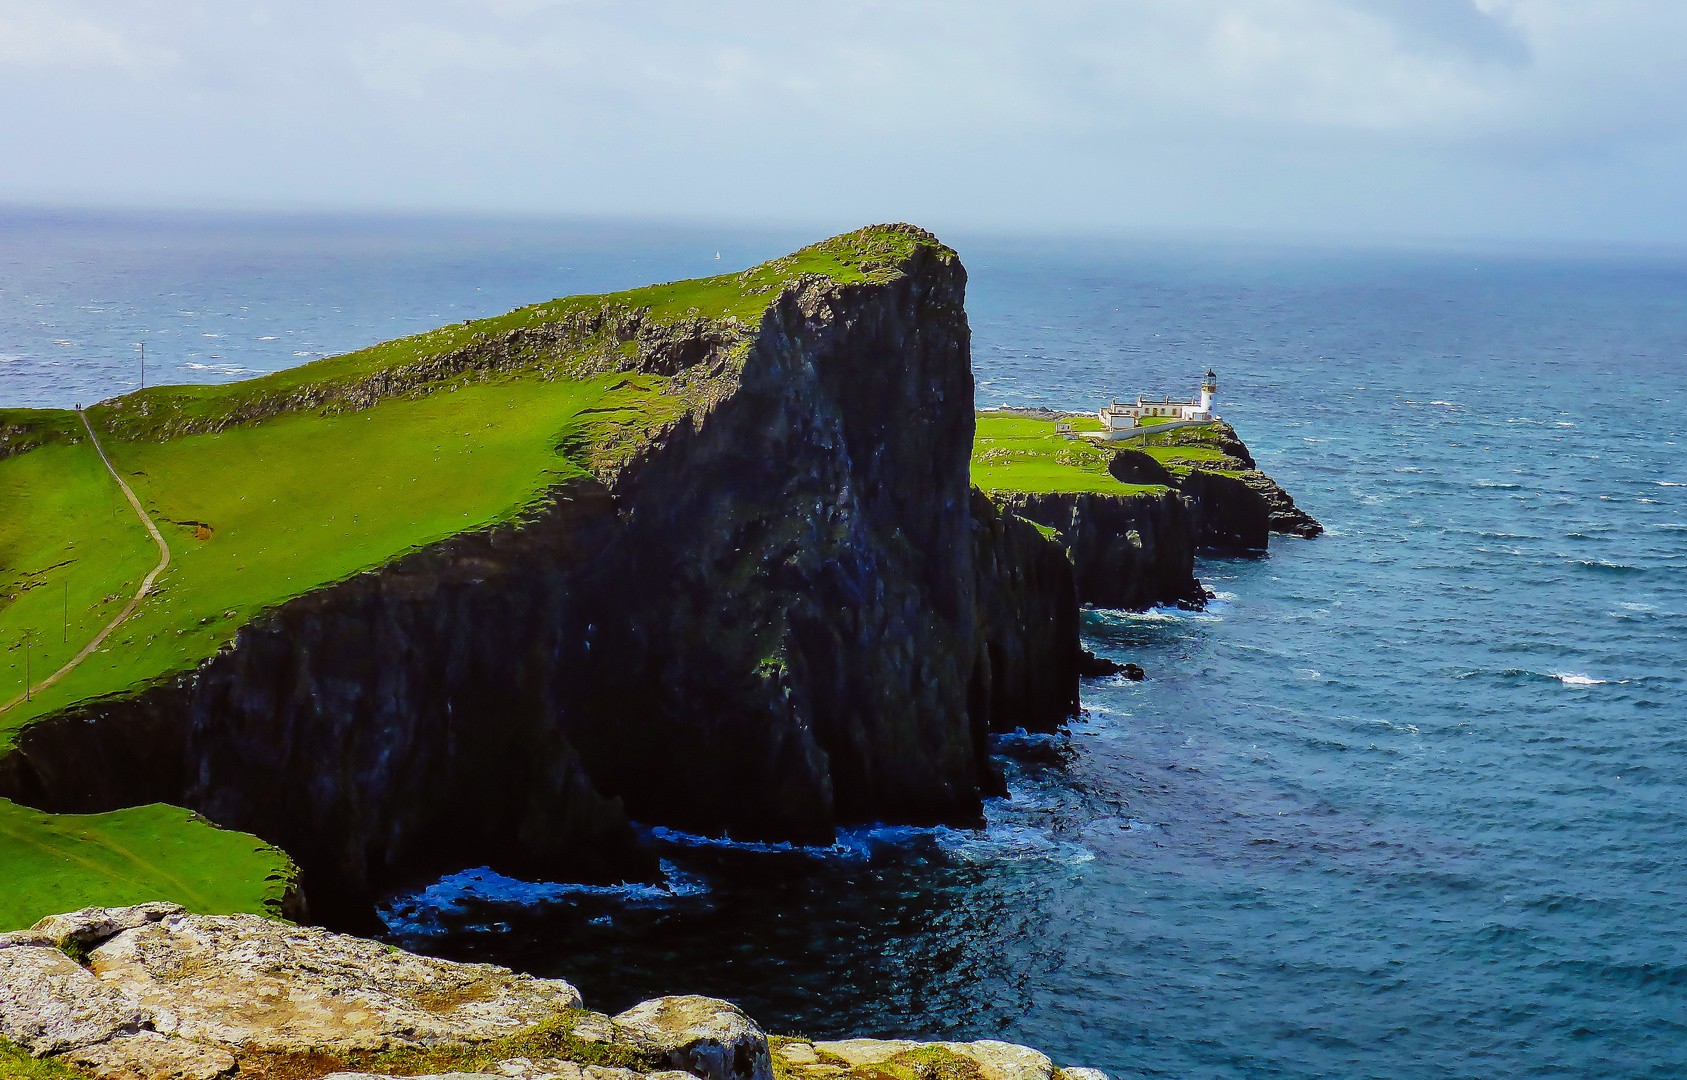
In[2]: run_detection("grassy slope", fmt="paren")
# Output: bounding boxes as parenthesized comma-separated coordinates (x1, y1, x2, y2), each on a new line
(1, 1039, 90, 1079)
(971, 414, 1165, 495)
(0, 802, 295, 931)
(0, 225, 931, 926)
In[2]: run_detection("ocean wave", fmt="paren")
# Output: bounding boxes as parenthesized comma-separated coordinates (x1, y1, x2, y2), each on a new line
(648, 813, 1093, 868)
(379, 859, 710, 928)
(1575, 559, 1646, 575)
(1553, 672, 1606, 686)
(1456, 667, 1617, 687)
(646, 825, 851, 856)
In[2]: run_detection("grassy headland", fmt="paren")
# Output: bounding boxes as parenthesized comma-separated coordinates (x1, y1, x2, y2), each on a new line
(0, 225, 939, 929)
(970, 411, 1249, 498)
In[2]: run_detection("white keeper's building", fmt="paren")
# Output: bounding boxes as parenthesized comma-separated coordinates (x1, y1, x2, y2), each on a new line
(1098, 370, 1218, 438)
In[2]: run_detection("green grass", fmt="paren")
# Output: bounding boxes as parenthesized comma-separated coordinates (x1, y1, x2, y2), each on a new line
(0, 375, 623, 734)
(13, 227, 939, 452)
(0, 800, 296, 931)
(0, 1039, 91, 1080)
(1142, 444, 1233, 465)
(0, 224, 944, 927)
(971, 415, 1162, 496)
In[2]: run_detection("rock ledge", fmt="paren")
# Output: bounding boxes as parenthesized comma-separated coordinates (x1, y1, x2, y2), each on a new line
(1, 907, 1112, 1080)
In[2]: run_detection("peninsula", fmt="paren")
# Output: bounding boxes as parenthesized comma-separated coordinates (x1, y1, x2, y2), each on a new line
(1, 225, 1318, 1080)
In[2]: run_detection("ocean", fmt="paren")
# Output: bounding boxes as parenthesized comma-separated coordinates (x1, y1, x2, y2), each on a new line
(4, 209, 1686, 1078)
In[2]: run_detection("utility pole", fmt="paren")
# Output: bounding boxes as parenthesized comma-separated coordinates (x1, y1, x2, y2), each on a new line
(136, 341, 146, 389)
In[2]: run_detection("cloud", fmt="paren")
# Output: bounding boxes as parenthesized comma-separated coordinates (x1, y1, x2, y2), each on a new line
(0, 0, 1683, 241)
(0, 2, 171, 72)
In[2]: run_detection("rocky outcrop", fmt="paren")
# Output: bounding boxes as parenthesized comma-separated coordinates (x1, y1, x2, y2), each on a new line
(0, 227, 1085, 928)
(1, 905, 1111, 1080)
(967, 491, 1080, 739)
(993, 491, 1205, 611)
(988, 420, 1320, 602)
(1103, 449, 1172, 487)
(613, 997, 770, 1080)
(1234, 470, 1322, 537)
(1175, 469, 1271, 552)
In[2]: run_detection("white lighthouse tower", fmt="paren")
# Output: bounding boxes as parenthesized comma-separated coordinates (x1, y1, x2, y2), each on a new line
(1199, 369, 1217, 415)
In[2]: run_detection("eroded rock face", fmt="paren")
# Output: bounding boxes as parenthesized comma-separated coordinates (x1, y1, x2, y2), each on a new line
(612, 997, 772, 1080)
(0, 907, 598, 1079)
(997, 490, 1205, 611)
(87, 912, 581, 1052)
(793, 1038, 1101, 1080)
(0, 946, 148, 1056)
(61, 1032, 236, 1080)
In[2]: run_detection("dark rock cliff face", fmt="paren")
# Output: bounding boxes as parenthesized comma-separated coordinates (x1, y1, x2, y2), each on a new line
(1176, 469, 1272, 552)
(967, 490, 1080, 742)
(994, 491, 1206, 610)
(0, 230, 1082, 929)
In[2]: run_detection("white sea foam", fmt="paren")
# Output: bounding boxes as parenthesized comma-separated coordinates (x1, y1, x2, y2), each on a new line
(647, 825, 846, 856)
(1555, 672, 1606, 686)
(390, 860, 709, 917)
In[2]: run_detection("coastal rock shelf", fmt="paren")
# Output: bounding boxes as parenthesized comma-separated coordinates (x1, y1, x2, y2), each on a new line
(0, 905, 1113, 1080)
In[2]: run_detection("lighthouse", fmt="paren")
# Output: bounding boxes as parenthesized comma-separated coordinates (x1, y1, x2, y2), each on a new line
(1095, 369, 1221, 438)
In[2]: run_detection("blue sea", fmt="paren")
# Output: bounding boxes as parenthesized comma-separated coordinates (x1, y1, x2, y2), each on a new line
(4, 209, 1686, 1079)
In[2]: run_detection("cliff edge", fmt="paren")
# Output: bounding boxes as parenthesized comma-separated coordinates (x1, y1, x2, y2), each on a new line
(0, 226, 1079, 929)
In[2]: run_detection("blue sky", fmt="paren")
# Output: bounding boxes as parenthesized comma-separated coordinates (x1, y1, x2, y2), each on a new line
(2, 1, 1684, 244)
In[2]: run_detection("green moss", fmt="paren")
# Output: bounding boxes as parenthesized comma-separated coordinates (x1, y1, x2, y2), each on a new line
(0, 1040, 92, 1080)
(237, 1011, 653, 1080)
(849, 1047, 984, 1080)
(971, 414, 1163, 496)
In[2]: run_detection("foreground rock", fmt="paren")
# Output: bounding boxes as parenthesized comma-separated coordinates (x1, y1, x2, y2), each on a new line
(0, 906, 1111, 1080)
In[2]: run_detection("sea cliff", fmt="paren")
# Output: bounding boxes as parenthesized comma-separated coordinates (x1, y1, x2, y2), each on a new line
(972, 411, 1321, 609)
(0, 226, 1079, 929)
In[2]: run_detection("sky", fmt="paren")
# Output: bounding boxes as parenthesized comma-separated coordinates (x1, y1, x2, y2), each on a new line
(2, 1, 1685, 245)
